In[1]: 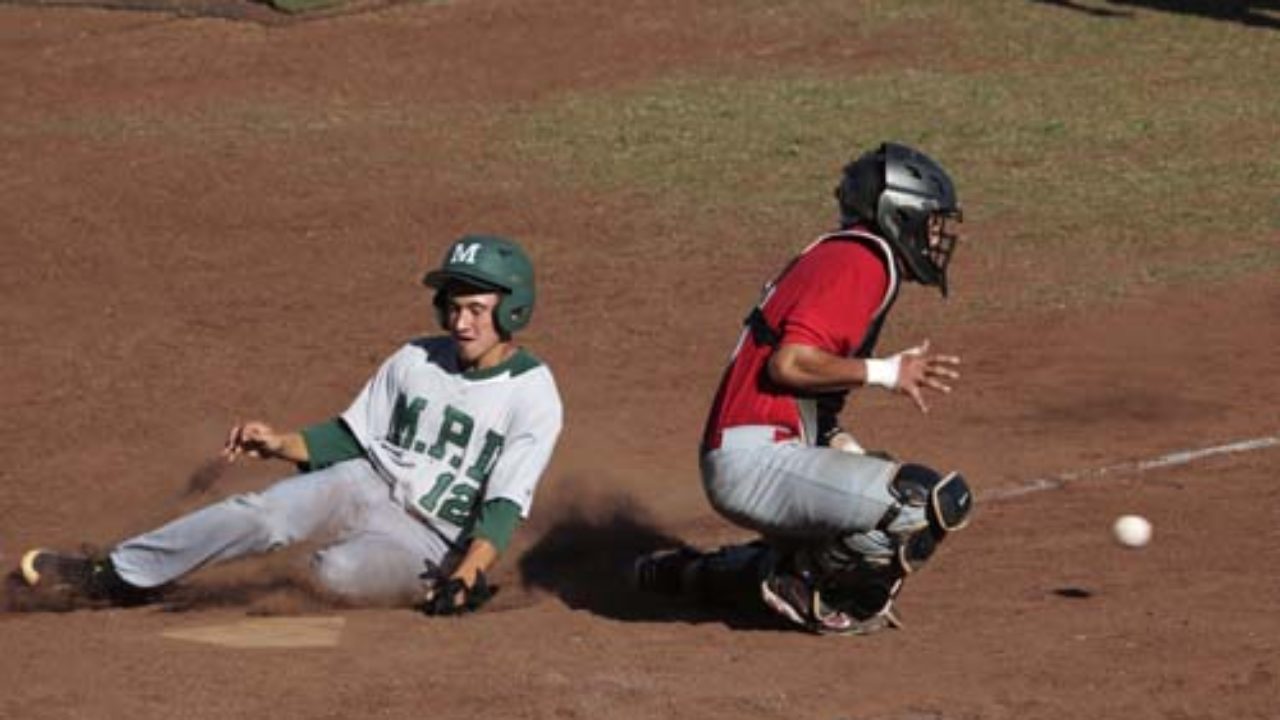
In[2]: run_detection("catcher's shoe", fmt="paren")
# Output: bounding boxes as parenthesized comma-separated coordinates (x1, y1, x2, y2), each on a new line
(19, 549, 157, 608)
(761, 570, 899, 636)
(760, 570, 817, 628)
(632, 546, 704, 597)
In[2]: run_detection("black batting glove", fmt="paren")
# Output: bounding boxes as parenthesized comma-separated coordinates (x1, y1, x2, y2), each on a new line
(420, 571, 496, 616)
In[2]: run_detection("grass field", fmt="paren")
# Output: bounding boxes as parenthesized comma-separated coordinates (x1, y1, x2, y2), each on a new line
(511, 0, 1279, 313)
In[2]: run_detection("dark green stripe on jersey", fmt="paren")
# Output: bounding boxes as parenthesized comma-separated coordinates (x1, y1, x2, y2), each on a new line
(300, 418, 366, 470)
(463, 348, 544, 380)
(470, 498, 522, 553)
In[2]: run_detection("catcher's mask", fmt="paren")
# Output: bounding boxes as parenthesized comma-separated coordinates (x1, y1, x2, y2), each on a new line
(835, 142, 963, 296)
(423, 234, 536, 336)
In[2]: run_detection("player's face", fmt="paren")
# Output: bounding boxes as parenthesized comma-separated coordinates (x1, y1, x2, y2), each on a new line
(444, 289, 511, 370)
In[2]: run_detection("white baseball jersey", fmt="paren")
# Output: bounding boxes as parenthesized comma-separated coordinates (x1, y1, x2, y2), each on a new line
(340, 337, 563, 545)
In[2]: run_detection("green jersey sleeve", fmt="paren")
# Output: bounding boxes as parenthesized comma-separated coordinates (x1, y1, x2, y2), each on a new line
(470, 498, 523, 553)
(300, 418, 366, 471)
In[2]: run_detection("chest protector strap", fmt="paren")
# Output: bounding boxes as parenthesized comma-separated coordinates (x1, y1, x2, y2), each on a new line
(743, 229, 901, 353)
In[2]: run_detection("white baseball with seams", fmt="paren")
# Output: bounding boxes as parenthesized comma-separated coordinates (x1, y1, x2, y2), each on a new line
(1112, 514, 1153, 548)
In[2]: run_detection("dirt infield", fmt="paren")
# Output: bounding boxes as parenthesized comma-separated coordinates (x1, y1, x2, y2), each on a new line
(1, 1, 1278, 719)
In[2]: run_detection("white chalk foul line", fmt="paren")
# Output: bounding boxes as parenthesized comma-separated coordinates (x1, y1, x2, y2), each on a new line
(979, 435, 1280, 502)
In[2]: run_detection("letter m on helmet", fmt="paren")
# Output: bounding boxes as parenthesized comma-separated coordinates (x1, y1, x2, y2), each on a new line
(450, 242, 482, 265)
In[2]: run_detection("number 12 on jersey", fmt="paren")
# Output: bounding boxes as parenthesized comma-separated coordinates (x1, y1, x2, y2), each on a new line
(418, 472, 477, 526)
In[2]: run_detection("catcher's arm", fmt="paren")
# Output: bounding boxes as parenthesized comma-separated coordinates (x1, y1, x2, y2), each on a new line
(770, 341, 960, 413)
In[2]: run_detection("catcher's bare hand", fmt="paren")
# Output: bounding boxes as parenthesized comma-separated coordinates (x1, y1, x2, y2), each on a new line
(894, 340, 961, 414)
(222, 421, 284, 462)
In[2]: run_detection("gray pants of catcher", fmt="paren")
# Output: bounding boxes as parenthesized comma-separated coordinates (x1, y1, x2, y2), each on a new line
(701, 426, 901, 541)
(109, 459, 452, 604)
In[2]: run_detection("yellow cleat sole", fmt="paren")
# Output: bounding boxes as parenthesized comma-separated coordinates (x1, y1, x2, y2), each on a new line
(19, 549, 48, 586)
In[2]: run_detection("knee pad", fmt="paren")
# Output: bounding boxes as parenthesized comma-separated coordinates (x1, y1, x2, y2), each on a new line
(883, 464, 973, 574)
(818, 463, 974, 578)
(889, 464, 973, 535)
(796, 465, 973, 624)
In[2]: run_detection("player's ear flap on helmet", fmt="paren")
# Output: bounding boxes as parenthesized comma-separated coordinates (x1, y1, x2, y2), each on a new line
(835, 146, 887, 229)
(506, 304, 529, 328)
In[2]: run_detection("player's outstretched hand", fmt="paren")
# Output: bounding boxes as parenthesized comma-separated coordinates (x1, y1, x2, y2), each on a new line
(420, 572, 496, 616)
(223, 421, 285, 462)
(894, 340, 961, 414)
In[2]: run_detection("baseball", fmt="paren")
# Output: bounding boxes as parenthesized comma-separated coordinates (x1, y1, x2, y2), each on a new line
(1112, 514, 1152, 548)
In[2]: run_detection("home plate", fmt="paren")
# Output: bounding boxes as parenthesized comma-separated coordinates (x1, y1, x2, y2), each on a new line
(162, 616, 345, 649)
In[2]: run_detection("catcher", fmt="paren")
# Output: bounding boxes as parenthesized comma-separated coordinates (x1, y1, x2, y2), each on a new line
(16, 234, 562, 617)
(636, 143, 973, 635)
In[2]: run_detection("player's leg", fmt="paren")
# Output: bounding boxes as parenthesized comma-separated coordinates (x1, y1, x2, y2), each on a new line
(701, 442, 903, 539)
(634, 540, 771, 607)
(310, 500, 454, 606)
(701, 444, 973, 634)
(108, 459, 387, 591)
(636, 445, 895, 625)
(15, 549, 158, 608)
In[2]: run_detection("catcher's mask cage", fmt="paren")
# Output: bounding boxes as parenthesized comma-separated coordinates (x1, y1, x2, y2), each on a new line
(423, 234, 536, 336)
(836, 142, 963, 296)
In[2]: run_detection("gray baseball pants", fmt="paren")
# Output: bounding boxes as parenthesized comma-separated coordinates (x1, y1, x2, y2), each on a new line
(109, 459, 453, 604)
(701, 427, 901, 541)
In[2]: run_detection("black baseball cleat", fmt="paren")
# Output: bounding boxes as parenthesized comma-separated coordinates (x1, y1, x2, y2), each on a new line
(19, 549, 159, 608)
(760, 569, 901, 636)
(632, 546, 705, 597)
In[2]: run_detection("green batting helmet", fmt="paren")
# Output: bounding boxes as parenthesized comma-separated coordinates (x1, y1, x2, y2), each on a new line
(423, 234, 536, 335)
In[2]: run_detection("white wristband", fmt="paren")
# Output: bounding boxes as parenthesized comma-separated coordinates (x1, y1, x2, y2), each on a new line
(864, 357, 901, 390)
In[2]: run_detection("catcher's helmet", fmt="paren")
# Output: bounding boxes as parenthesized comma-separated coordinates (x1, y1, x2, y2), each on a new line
(835, 142, 962, 295)
(423, 234, 536, 336)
